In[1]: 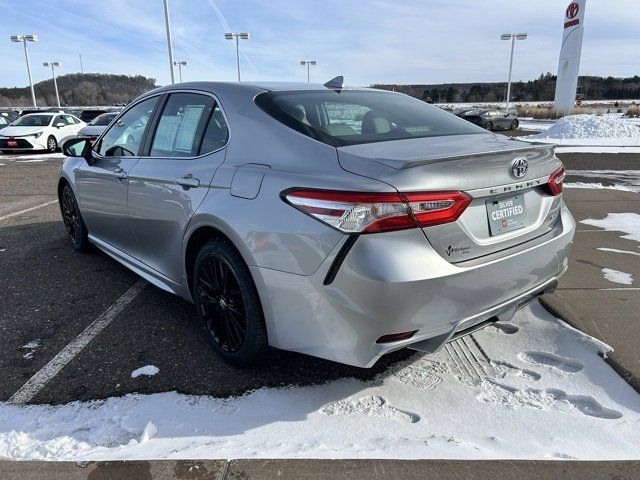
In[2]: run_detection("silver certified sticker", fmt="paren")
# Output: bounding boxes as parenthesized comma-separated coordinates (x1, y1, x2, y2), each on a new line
(511, 157, 528, 178)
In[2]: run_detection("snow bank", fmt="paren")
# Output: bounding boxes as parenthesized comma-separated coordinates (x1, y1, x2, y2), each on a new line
(528, 115, 640, 140)
(1, 303, 639, 461)
(519, 115, 640, 147)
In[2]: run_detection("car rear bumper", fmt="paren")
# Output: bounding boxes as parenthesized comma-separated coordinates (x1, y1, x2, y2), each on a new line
(251, 204, 575, 367)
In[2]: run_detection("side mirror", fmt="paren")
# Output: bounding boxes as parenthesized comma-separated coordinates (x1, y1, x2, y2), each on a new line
(63, 138, 93, 164)
(55, 122, 65, 128)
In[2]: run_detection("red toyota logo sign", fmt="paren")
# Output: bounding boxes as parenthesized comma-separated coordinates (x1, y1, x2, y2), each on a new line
(566, 2, 579, 19)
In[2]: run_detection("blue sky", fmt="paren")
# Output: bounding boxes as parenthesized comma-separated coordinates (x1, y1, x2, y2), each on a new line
(1, 0, 638, 88)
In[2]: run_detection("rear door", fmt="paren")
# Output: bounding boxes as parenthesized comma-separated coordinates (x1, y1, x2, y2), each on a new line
(127, 91, 229, 282)
(75, 96, 160, 254)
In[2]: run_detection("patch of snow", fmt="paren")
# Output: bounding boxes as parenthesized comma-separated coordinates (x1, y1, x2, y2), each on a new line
(565, 182, 637, 192)
(131, 365, 159, 379)
(597, 247, 640, 257)
(20, 340, 41, 360)
(2, 153, 64, 161)
(565, 170, 640, 193)
(139, 421, 158, 444)
(555, 146, 640, 153)
(0, 303, 639, 461)
(580, 213, 640, 243)
(602, 268, 634, 285)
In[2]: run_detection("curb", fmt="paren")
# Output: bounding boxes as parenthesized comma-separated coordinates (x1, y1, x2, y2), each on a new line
(1, 459, 640, 480)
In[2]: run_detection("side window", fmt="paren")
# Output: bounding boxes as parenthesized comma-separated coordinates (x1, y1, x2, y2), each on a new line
(96, 96, 159, 157)
(66, 115, 79, 124)
(150, 93, 215, 158)
(199, 105, 229, 155)
(54, 115, 67, 126)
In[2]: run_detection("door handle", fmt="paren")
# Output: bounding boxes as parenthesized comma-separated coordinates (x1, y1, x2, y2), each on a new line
(113, 169, 127, 180)
(176, 175, 200, 189)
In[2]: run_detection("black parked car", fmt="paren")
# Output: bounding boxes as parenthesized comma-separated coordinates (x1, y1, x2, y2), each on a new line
(455, 109, 519, 131)
(78, 108, 121, 123)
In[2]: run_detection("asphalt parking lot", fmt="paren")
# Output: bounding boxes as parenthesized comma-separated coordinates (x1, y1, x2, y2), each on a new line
(0, 145, 638, 407)
(0, 152, 414, 405)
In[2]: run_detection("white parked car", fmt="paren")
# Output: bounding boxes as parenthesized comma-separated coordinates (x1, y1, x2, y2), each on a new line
(0, 113, 86, 153)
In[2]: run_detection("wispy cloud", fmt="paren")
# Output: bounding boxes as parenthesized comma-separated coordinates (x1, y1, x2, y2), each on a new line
(1, 0, 639, 88)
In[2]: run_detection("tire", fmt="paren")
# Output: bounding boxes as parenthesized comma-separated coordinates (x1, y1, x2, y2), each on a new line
(511, 120, 519, 130)
(193, 239, 268, 366)
(59, 184, 90, 251)
(47, 135, 58, 153)
(485, 121, 494, 131)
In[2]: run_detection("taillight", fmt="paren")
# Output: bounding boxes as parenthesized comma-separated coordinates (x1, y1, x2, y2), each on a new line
(283, 189, 471, 234)
(547, 166, 565, 196)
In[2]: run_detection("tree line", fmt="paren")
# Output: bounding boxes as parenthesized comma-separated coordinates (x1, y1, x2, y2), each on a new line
(0, 73, 157, 107)
(373, 73, 640, 103)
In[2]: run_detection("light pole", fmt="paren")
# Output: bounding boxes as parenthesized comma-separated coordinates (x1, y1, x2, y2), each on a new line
(43, 62, 62, 107)
(300, 60, 316, 83)
(10, 34, 38, 107)
(224, 32, 250, 81)
(163, 0, 176, 84)
(173, 60, 187, 82)
(79, 54, 84, 74)
(500, 33, 527, 112)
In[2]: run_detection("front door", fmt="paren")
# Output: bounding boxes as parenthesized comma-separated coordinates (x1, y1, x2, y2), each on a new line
(75, 96, 160, 254)
(127, 91, 229, 282)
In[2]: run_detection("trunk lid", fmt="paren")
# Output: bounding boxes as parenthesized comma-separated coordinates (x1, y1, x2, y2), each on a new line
(337, 133, 564, 262)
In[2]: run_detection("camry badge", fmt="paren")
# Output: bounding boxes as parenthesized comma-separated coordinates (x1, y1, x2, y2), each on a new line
(511, 157, 528, 178)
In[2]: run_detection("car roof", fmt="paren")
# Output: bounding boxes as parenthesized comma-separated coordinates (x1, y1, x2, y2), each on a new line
(22, 112, 58, 116)
(148, 81, 376, 96)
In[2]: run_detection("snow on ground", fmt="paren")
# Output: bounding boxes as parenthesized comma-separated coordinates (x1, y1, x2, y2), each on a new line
(597, 248, 640, 257)
(519, 115, 640, 148)
(601, 268, 634, 285)
(581, 213, 640, 243)
(555, 146, 640, 153)
(565, 182, 637, 193)
(19, 340, 41, 360)
(565, 170, 640, 193)
(0, 153, 64, 161)
(131, 365, 160, 379)
(1, 303, 639, 461)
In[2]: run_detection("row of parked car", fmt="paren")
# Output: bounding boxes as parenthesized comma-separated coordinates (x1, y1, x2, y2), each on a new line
(0, 107, 121, 153)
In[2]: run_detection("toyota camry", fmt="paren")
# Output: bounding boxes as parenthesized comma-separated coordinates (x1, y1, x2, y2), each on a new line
(58, 78, 575, 367)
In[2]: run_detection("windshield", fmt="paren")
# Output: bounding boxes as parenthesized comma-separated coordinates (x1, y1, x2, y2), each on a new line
(255, 90, 484, 146)
(11, 115, 53, 127)
(89, 113, 118, 126)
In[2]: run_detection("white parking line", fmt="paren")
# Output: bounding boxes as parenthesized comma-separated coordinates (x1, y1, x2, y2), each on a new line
(0, 200, 58, 222)
(8, 279, 147, 405)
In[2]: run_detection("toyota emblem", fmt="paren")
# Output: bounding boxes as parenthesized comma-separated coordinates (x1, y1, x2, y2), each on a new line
(566, 2, 579, 19)
(511, 157, 528, 178)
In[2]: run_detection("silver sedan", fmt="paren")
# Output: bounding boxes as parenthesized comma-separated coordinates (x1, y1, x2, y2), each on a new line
(58, 80, 575, 367)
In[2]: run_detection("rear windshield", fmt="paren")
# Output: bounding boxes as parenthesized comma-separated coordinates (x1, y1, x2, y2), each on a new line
(255, 90, 484, 146)
(89, 113, 118, 126)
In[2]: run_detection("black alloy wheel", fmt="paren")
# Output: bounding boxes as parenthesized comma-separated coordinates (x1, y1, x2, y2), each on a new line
(60, 184, 90, 251)
(193, 239, 268, 366)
